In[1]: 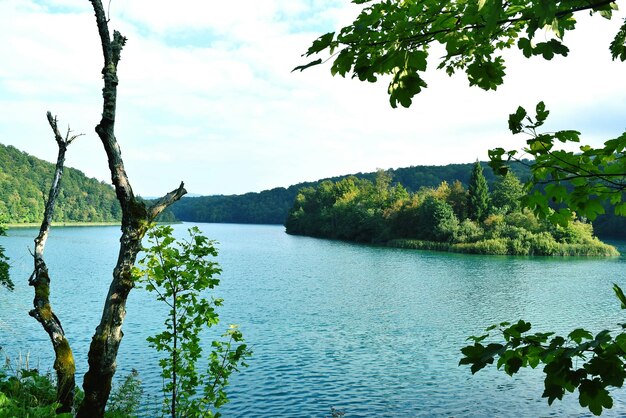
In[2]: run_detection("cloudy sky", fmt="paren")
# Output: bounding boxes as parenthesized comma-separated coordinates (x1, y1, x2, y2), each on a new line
(1, 0, 625, 197)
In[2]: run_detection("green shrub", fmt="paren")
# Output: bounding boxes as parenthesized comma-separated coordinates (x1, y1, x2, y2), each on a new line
(528, 232, 558, 255)
(452, 238, 509, 255)
(507, 237, 531, 255)
(0, 367, 67, 417)
(388, 239, 452, 252)
(504, 210, 541, 232)
(454, 219, 484, 243)
(0, 358, 145, 418)
(106, 369, 143, 417)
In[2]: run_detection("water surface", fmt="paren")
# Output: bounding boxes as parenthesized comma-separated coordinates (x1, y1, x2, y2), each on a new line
(1, 223, 626, 417)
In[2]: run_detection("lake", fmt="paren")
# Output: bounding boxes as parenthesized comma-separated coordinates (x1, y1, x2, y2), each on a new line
(2, 223, 626, 417)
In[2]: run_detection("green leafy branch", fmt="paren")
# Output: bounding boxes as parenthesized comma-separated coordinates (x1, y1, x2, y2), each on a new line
(134, 225, 251, 418)
(460, 284, 626, 416)
(296, 0, 624, 107)
(488, 102, 626, 226)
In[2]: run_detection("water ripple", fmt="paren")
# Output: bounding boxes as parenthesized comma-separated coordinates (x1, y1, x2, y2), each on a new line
(2, 224, 626, 417)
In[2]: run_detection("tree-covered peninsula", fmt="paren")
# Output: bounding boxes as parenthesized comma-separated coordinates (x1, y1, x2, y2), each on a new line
(285, 163, 618, 257)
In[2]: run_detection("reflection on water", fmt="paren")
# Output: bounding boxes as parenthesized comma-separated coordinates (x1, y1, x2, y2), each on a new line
(1, 224, 625, 416)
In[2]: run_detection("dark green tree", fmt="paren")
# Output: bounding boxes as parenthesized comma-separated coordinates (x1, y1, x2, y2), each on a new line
(446, 180, 468, 220)
(491, 171, 525, 214)
(467, 162, 490, 222)
(416, 196, 459, 242)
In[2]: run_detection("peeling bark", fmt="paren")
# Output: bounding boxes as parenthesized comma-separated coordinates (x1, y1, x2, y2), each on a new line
(77, 2, 187, 416)
(29, 111, 81, 413)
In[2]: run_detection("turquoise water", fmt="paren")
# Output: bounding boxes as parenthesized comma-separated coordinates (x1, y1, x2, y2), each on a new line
(2, 223, 626, 417)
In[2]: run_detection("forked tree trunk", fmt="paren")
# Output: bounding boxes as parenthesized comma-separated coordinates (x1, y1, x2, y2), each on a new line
(77, 2, 186, 416)
(29, 112, 81, 413)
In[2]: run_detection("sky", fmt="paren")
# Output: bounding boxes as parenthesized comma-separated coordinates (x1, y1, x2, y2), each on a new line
(1, 0, 625, 197)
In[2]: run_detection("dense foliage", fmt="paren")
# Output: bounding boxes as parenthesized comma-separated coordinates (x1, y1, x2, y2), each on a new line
(171, 162, 531, 224)
(490, 102, 626, 226)
(134, 226, 251, 418)
(0, 143, 177, 224)
(0, 143, 121, 223)
(285, 169, 617, 256)
(297, 0, 621, 108)
(3, 139, 625, 237)
(169, 161, 623, 237)
(0, 367, 67, 417)
(0, 352, 146, 417)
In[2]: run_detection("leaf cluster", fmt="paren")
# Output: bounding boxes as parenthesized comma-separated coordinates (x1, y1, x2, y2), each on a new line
(460, 284, 626, 416)
(297, 0, 621, 107)
(489, 102, 626, 226)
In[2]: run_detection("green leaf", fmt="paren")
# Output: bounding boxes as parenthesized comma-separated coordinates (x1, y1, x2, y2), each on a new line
(615, 333, 626, 352)
(508, 106, 527, 134)
(615, 203, 626, 216)
(579, 379, 613, 416)
(467, 333, 490, 343)
(306, 32, 335, 56)
(613, 284, 626, 309)
(331, 49, 355, 77)
(517, 37, 533, 58)
(388, 68, 427, 108)
(568, 328, 593, 344)
(535, 101, 549, 122)
(554, 130, 580, 143)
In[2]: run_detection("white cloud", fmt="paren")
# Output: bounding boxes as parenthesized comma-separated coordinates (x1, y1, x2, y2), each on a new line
(0, 1, 624, 196)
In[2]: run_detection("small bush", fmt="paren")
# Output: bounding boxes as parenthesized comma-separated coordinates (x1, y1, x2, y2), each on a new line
(452, 238, 509, 255)
(0, 367, 67, 417)
(106, 369, 143, 417)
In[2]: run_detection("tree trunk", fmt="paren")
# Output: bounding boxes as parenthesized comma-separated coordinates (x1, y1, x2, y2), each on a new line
(29, 112, 81, 413)
(77, 2, 186, 416)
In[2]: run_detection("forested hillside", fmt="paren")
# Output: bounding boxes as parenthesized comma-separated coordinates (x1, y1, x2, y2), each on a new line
(170, 162, 531, 224)
(0, 143, 121, 223)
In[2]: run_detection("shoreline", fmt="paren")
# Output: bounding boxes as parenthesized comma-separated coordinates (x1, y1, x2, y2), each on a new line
(5, 221, 182, 228)
(5, 221, 122, 228)
(387, 238, 620, 257)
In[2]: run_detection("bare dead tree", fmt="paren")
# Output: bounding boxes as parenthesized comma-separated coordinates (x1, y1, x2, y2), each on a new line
(77, 1, 187, 416)
(29, 111, 82, 413)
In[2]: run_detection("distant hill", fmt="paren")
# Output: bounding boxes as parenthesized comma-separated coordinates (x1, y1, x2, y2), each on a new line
(0, 143, 122, 224)
(170, 162, 532, 225)
(0, 143, 180, 224)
